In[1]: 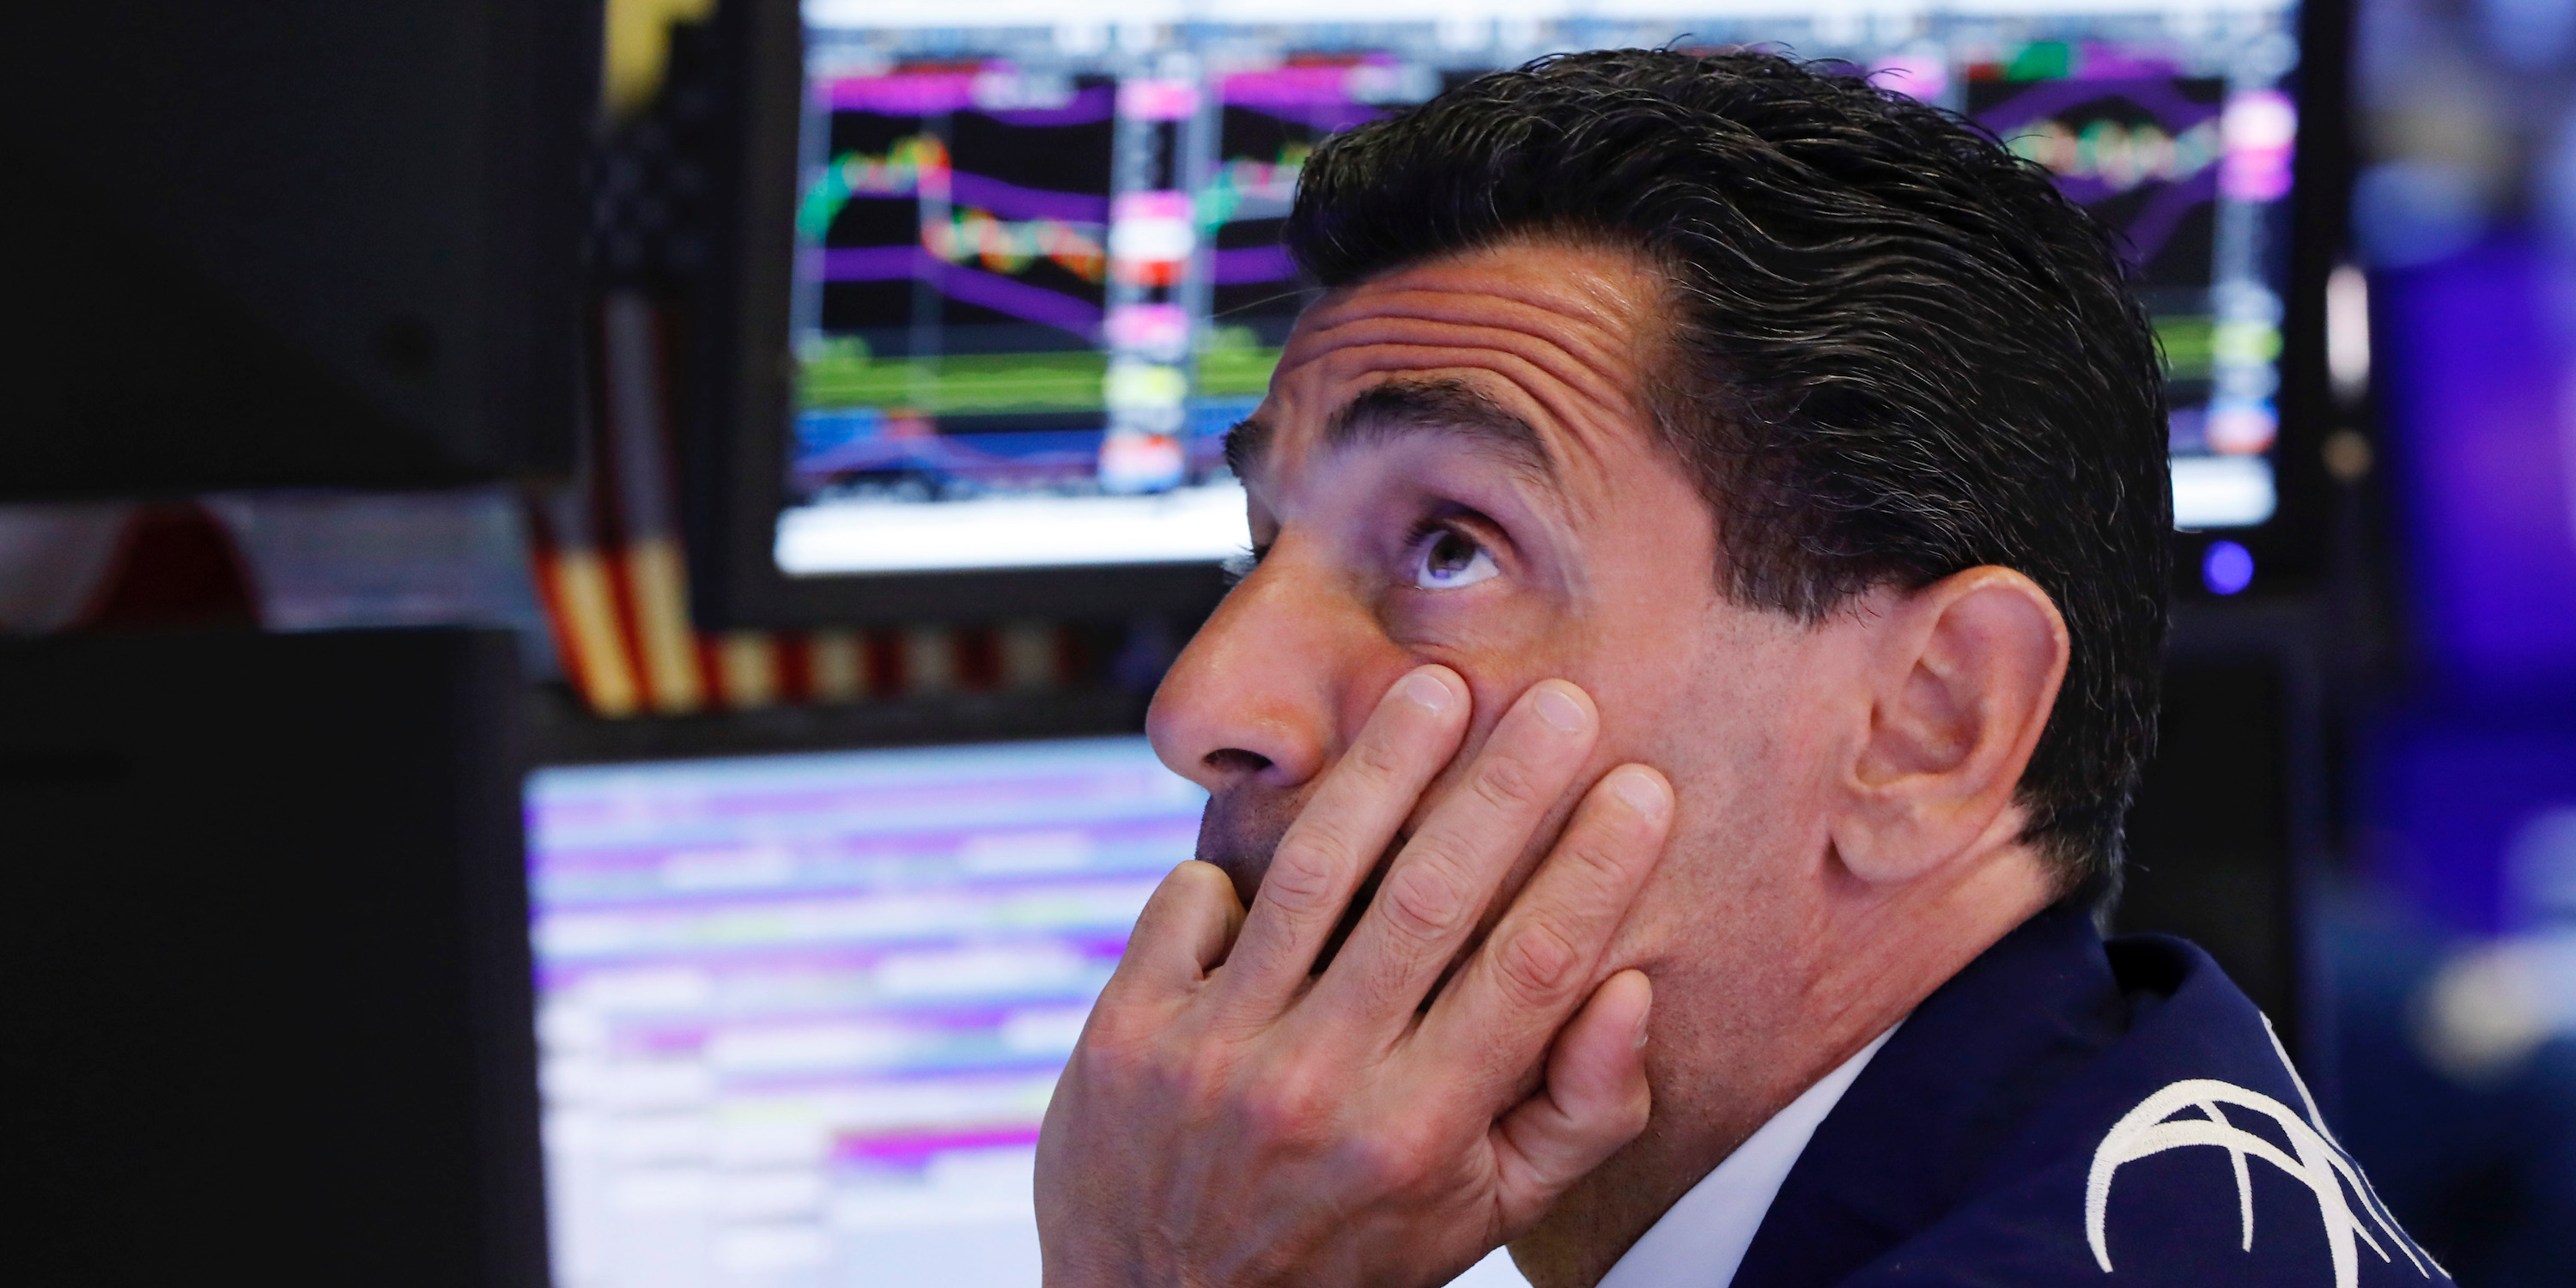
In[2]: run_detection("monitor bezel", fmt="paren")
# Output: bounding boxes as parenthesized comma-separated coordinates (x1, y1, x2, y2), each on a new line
(677, 0, 1235, 629)
(2165, 0, 2353, 605)
(681, 0, 2354, 630)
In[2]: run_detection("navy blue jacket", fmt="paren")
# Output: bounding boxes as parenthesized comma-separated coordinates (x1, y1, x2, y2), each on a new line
(1732, 906, 2451, 1288)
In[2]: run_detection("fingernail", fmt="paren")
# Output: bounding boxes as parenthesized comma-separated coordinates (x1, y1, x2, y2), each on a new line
(1609, 767, 1670, 821)
(1397, 670, 1455, 714)
(1532, 683, 1588, 733)
(1633, 998, 1654, 1050)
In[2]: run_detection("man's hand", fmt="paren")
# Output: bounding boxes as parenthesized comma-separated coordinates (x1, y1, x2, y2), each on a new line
(1036, 666, 1674, 1288)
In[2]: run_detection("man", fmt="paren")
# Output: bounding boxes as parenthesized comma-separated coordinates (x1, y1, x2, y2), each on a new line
(1036, 50, 2445, 1288)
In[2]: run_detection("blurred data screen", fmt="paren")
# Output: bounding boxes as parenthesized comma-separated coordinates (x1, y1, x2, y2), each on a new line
(776, 0, 2306, 578)
(526, 738, 1203, 1288)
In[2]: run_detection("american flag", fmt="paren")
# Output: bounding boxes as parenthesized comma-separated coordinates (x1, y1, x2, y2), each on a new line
(524, 13, 1084, 718)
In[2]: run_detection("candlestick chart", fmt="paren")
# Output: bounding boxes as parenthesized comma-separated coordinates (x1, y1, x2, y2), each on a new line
(795, 74, 1121, 498)
(1971, 76, 2227, 290)
(1972, 74, 2279, 465)
(1193, 65, 1415, 408)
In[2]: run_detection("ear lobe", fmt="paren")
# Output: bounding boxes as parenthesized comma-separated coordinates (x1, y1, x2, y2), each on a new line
(1834, 567, 2069, 887)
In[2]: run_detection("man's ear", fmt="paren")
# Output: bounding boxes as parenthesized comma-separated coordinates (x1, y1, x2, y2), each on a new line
(1830, 566, 2069, 887)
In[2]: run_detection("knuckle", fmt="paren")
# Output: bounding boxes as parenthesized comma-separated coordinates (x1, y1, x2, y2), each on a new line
(1493, 921, 1583, 1004)
(1152, 1042, 1235, 1116)
(1340, 1127, 1431, 1195)
(1552, 829, 1637, 904)
(1258, 839, 1345, 915)
(1238, 1065, 1331, 1144)
(1376, 854, 1472, 944)
(1075, 1000, 1145, 1056)
(1343, 730, 1416, 784)
(1470, 751, 1550, 813)
(1068, 1019, 1169, 1099)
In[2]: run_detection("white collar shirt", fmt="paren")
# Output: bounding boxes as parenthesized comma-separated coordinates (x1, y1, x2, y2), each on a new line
(1591, 1024, 1902, 1288)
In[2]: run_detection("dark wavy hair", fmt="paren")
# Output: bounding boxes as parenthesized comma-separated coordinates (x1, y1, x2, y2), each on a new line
(1284, 49, 2170, 903)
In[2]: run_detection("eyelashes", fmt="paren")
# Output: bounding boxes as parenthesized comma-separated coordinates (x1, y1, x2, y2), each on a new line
(1406, 519, 1500, 591)
(1220, 545, 1268, 586)
(1222, 512, 1503, 592)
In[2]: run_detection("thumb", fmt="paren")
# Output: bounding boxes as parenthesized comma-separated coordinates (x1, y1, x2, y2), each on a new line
(1486, 969, 1653, 1233)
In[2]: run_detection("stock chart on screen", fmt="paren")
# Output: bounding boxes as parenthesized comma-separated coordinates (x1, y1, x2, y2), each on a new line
(773, 0, 2308, 580)
(526, 739, 1202, 1288)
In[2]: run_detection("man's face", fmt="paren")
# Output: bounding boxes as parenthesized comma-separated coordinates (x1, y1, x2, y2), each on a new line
(1146, 238, 1868, 988)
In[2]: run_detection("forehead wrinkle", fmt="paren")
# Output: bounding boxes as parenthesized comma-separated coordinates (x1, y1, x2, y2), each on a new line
(1290, 253, 1655, 361)
(1283, 292, 1642, 405)
(1299, 342, 1631, 517)
(1298, 281, 1638, 349)
(1285, 313, 1646, 434)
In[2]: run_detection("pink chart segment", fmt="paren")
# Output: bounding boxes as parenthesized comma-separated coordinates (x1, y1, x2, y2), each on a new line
(817, 246, 1104, 338)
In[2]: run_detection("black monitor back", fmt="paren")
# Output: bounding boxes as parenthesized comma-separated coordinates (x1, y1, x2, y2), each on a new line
(0, 2, 597, 498)
(0, 629, 545, 1288)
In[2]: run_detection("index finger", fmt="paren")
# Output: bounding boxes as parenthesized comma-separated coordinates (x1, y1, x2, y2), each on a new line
(1301, 680, 1599, 1044)
(1412, 764, 1672, 1091)
(1211, 665, 1470, 1019)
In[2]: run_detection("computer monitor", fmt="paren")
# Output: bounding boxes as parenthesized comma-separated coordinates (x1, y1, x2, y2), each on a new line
(527, 735, 1548, 1287)
(686, 0, 2346, 622)
(526, 738, 1197, 1287)
(0, 1, 594, 498)
(5, 629, 544, 1288)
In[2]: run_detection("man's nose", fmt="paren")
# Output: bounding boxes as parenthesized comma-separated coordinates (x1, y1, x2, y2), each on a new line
(1145, 548, 1397, 795)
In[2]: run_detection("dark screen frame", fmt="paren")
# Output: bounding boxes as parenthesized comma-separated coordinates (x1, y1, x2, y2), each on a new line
(2169, 0, 2354, 603)
(676, 0, 1231, 629)
(682, 0, 2352, 630)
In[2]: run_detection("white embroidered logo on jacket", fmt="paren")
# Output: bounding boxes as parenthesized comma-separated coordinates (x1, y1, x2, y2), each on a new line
(2085, 1019, 2442, 1288)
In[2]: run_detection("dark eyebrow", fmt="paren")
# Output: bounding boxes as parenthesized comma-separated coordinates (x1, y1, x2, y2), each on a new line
(1327, 378, 1552, 476)
(1220, 378, 1555, 484)
(1223, 414, 1273, 483)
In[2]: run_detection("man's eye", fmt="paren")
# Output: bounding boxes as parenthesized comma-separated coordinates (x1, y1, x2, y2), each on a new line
(1409, 527, 1498, 590)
